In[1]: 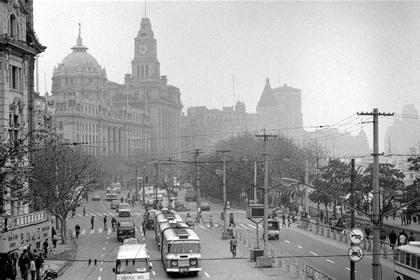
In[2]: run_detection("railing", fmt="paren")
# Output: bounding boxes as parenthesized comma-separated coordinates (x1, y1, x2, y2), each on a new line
(10, 210, 49, 230)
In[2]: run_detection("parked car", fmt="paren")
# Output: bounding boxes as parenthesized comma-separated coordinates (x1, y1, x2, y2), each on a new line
(200, 202, 211, 211)
(117, 220, 135, 242)
(92, 194, 101, 201)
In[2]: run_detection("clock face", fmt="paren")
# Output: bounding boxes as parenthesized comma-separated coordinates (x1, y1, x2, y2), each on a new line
(138, 44, 148, 55)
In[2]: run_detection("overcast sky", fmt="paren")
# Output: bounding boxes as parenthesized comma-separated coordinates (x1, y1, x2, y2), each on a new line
(33, 0, 420, 149)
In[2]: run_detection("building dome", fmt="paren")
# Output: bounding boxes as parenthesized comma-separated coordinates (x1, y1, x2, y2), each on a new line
(59, 24, 101, 71)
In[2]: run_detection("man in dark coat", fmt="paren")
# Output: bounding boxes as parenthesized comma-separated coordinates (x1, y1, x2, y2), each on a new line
(389, 229, 397, 249)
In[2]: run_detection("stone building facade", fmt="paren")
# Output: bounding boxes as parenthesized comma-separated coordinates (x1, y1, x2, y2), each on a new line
(107, 17, 182, 158)
(51, 26, 151, 158)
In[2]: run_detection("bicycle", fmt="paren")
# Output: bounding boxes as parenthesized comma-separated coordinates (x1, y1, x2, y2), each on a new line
(230, 246, 236, 258)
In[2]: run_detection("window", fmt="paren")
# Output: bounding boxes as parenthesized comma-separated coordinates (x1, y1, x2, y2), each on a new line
(58, 121, 63, 130)
(9, 14, 18, 38)
(10, 65, 21, 90)
(412, 255, 417, 269)
(145, 65, 149, 77)
(406, 253, 411, 266)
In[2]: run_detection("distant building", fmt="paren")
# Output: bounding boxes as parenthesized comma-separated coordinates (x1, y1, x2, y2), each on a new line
(0, 0, 50, 254)
(181, 102, 247, 152)
(108, 17, 182, 158)
(51, 25, 151, 158)
(384, 104, 420, 154)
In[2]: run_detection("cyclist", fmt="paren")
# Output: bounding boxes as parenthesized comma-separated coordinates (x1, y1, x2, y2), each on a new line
(209, 215, 214, 228)
(111, 217, 117, 231)
(230, 236, 237, 258)
(75, 224, 81, 238)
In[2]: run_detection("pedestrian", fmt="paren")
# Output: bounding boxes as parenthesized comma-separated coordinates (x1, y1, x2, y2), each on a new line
(71, 207, 76, 218)
(7, 253, 17, 280)
(287, 214, 291, 227)
(418, 213, 420, 224)
(29, 257, 36, 280)
(406, 212, 411, 225)
(408, 232, 415, 242)
(282, 212, 286, 226)
(75, 224, 81, 238)
(320, 211, 324, 224)
(35, 253, 43, 280)
(52, 232, 58, 248)
(401, 211, 406, 226)
(112, 217, 117, 231)
(42, 239, 49, 258)
(18, 250, 29, 280)
(91, 215, 95, 230)
(379, 229, 386, 249)
(389, 229, 397, 249)
(392, 211, 396, 221)
(398, 230, 408, 246)
(103, 215, 107, 230)
(142, 220, 146, 235)
(83, 205, 86, 216)
(51, 227, 56, 239)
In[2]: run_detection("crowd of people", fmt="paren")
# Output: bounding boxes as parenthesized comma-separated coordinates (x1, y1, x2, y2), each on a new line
(0, 245, 45, 280)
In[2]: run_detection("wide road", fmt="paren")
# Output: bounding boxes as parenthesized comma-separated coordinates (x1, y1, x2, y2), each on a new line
(61, 191, 288, 280)
(200, 201, 395, 280)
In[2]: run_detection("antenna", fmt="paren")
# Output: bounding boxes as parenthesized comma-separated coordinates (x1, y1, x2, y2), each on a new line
(232, 74, 235, 104)
(44, 73, 48, 113)
(35, 56, 39, 93)
(144, 0, 147, 18)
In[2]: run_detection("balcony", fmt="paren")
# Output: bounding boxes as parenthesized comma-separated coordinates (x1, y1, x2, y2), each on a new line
(8, 210, 49, 230)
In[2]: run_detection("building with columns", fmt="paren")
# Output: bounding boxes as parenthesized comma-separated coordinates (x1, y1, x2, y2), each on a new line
(107, 17, 182, 158)
(51, 25, 151, 159)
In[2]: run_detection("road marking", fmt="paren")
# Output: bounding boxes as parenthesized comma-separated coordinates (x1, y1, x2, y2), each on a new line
(90, 229, 94, 234)
(105, 241, 108, 244)
(102, 212, 108, 216)
(134, 212, 141, 216)
(103, 247, 106, 250)
(101, 254, 104, 258)
(285, 240, 290, 243)
(77, 214, 82, 217)
(204, 272, 210, 278)
(90, 213, 95, 216)
(199, 225, 206, 230)
(326, 259, 335, 264)
(106, 236, 109, 240)
(108, 229, 112, 235)
(98, 277, 101, 280)
(96, 212, 102, 216)
(297, 245, 303, 249)
(309, 251, 318, 256)
(248, 224, 256, 229)
(152, 271, 156, 275)
(345, 267, 350, 271)
(81, 229, 86, 235)
(99, 267, 102, 272)
(98, 228, 103, 233)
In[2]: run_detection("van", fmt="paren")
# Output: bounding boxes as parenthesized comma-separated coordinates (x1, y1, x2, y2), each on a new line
(118, 203, 131, 217)
(111, 200, 120, 210)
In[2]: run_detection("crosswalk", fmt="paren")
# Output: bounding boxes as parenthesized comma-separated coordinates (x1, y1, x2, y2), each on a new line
(72, 227, 130, 237)
(74, 211, 143, 218)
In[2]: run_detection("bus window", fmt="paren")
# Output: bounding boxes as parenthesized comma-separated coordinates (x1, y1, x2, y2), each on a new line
(406, 253, 411, 266)
(412, 255, 417, 269)
(169, 242, 200, 254)
(116, 259, 149, 274)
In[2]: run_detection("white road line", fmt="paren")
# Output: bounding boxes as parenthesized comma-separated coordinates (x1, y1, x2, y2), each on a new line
(199, 225, 206, 230)
(90, 213, 95, 216)
(285, 240, 291, 243)
(90, 229, 94, 234)
(96, 212, 102, 216)
(152, 271, 156, 275)
(101, 261, 103, 265)
(99, 267, 103, 272)
(204, 272, 210, 278)
(309, 251, 318, 256)
(81, 229, 86, 235)
(98, 277, 101, 280)
(345, 267, 350, 271)
(326, 259, 335, 264)
(103, 247, 106, 250)
(102, 212, 108, 216)
(77, 214, 82, 217)
(105, 241, 108, 244)
(101, 254, 104, 258)
(297, 245, 303, 249)
(106, 236, 109, 240)
(248, 224, 256, 229)
(107, 229, 112, 235)
(98, 228, 103, 233)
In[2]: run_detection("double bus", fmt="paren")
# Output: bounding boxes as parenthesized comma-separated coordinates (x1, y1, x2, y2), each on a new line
(154, 209, 183, 247)
(160, 225, 201, 276)
(394, 241, 420, 280)
(113, 243, 152, 280)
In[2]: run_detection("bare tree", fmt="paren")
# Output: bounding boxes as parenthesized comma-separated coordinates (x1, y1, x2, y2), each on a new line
(30, 142, 101, 243)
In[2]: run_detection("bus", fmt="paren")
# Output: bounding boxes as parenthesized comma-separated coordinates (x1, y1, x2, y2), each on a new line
(160, 225, 201, 276)
(267, 219, 280, 240)
(154, 209, 183, 246)
(113, 243, 152, 280)
(106, 193, 118, 201)
(394, 241, 420, 280)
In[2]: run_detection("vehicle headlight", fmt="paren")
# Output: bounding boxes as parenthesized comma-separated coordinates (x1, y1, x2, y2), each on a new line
(170, 260, 178, 267)
(190, 258, 197, 266)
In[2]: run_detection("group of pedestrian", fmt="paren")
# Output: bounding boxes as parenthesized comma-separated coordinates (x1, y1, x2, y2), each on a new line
(400, 210, 420, 226)
(0, 246, 45, 280)
(281, 212, 292, 227)
(388, 229, 416, 249)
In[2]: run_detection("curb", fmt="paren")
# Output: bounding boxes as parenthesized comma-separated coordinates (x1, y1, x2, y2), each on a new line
(57, 238, 78, 276)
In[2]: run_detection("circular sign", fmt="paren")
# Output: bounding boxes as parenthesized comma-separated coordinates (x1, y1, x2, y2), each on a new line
(348, 245, 364, 262)
(348, 228, 365, 245)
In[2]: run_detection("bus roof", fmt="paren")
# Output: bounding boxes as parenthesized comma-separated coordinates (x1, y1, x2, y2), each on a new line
(117, 244, 149, 260)
(398, 242, 420, 255)
(163, 226, 199, 241)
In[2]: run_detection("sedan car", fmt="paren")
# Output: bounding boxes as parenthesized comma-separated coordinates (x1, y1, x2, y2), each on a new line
(92, 194, 101, 201)
(200, 202, 211, 211)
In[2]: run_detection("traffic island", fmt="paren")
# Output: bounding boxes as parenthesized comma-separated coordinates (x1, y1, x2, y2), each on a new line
(256, 256, 273, 268)
(250, 248, 264, 261)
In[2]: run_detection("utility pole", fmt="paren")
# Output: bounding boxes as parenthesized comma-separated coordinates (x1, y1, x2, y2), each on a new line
(135, 165, 139, 205)
(303, 158, 309, 213)
(154, 162, 159, 207)
(142, 165, 146, 206)
(194, 149, 202, 213)
(168, 157, 173, 209)
(358, 108, 393, 280)
(256, 130, 277, 258)
(350, 158, 355, 280)
(254, 161, 257, 203)
(217, 149, 231, 238)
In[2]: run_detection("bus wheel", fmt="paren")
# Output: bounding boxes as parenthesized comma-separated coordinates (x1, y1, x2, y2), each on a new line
(190, 271, 198, 277)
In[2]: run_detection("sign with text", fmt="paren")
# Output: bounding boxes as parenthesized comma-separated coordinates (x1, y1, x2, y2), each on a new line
(247, 204, 265, 218)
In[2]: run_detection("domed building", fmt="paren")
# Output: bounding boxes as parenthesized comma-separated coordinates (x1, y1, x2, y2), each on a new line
(51, 25, 151, 158)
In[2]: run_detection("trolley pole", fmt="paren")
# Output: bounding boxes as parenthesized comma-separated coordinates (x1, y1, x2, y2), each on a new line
(350, 158, 355, 280)
(194, 149, 202, 213)
(217, 149, 231, 237)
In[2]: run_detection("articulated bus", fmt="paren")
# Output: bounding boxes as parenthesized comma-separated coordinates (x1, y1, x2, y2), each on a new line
(154, 209, 183, 247)
(113, 243, 152, 280)
(394, 241, 420, 280)
(160, 225, 201, 276)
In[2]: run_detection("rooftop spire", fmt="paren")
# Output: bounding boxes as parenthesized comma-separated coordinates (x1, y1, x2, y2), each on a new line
(72, 22, 88, 52)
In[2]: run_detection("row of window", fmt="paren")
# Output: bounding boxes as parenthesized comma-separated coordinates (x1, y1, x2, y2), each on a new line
(395, 249, 420, 270)
(9, 65, 23, 91)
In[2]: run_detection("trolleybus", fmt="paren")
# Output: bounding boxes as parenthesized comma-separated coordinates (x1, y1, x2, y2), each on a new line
(394, 241, 420, 280)
(113, 243, 152, 280)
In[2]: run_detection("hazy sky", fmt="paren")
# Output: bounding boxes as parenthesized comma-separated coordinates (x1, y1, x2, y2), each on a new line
(34, 0, 420, 149)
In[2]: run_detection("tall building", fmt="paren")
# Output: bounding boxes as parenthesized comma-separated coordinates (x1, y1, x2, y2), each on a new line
(51, 25, 151, 158)
(384, 104, 420, 154)
(254, 78, 304, 140)
(108, 17, 182, 158)
(0, 0, 50, 254)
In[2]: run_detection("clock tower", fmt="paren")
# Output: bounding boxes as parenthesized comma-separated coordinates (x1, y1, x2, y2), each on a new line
(132, 17, 160, 80)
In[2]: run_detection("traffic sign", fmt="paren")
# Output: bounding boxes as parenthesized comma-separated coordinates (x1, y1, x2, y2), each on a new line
(348, 228, 365, 245)
(348, 245, 364, 262)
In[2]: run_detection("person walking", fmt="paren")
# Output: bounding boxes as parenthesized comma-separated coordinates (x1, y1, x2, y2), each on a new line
(389, 229, 397, 249)
(29, 256, 36, 280)
(52, 233, 58, 248)
(75, 224, 81, 238)
(83, 205, 86, 216)
(35, 253, 43, 280)
(18, 250, 29, 280)
(287, 214, 291, 227)
(42, 239, 49, 258)
(282, 212, 286, 226)
(229, 236, 237, 258)
(103, 215, 107, 230)
(91, 215, 95, 230)
(142, 220, 146, 236)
